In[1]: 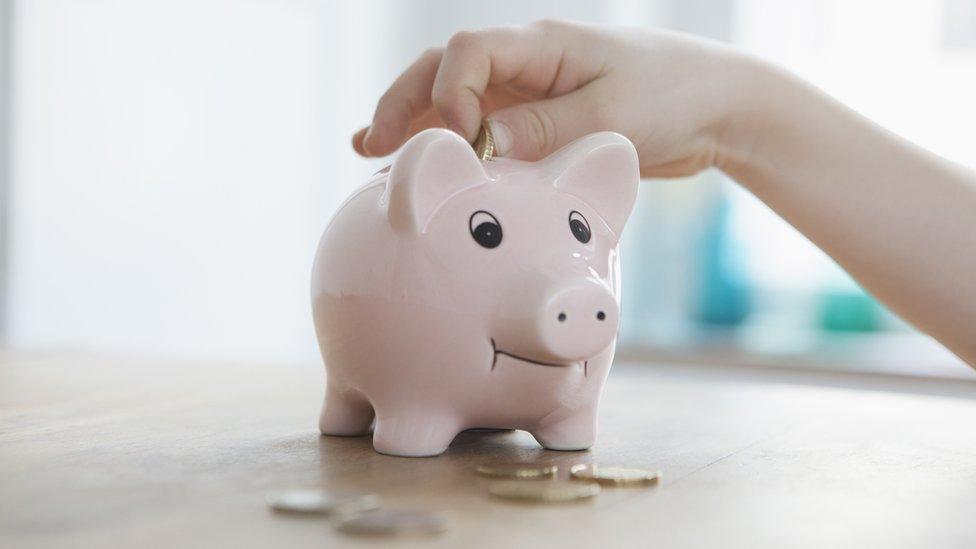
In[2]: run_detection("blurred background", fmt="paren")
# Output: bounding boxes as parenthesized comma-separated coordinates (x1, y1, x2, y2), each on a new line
(1, 0, 973, 378)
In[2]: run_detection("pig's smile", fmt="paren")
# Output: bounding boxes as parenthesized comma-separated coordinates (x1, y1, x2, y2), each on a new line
(489, 339, 588, 376)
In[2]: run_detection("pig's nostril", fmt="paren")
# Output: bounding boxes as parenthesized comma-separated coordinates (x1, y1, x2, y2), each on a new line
(558, 312, 567, 322)
(596, 311, 606, 321)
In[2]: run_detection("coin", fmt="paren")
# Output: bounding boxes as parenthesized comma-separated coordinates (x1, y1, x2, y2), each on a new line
(472, 121, 495, 161)
(476, 463, 557, 479)
(336, 509, 451, 537)
(569, 464, 661, 486)
(266, 489, 379, 515)
(488, 480, 600, 503)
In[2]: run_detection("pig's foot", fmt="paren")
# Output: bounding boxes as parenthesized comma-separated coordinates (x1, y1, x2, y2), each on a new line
(372, 414, 461, 457)
(319, 385, 374, 436)
(531, 410, 597, 451)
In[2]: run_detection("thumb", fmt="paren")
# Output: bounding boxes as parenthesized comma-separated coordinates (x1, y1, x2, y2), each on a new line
(486, 91, 599, 161)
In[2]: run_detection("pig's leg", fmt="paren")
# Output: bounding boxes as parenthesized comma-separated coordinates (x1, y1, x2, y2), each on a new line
(371, 411, 461, 457)
(530, 407, 597, 451)
(319, 384, 374, 436)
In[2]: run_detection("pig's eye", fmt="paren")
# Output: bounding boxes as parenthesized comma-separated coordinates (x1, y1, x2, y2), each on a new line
(469, 210, 502, 249)
(569, 210, 591, 244)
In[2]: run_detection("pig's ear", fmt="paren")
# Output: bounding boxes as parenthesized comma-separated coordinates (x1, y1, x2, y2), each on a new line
(385, 128, 488, 233)
(551, 132, 639, 239)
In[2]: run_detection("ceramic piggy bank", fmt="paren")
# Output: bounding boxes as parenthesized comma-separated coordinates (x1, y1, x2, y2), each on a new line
(312, 128, 639, 457)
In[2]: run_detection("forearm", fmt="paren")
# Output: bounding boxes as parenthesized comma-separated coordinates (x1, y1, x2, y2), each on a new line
(721, 62, 976, 366)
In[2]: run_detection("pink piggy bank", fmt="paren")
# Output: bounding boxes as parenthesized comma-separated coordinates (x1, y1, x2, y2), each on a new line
(312, 128, 639, 457)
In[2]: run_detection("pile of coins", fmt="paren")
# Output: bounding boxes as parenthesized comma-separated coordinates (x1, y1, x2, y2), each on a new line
(267, 462, 660, 537)
(478, 462, 661, 504)
(267, 460, 660, 537)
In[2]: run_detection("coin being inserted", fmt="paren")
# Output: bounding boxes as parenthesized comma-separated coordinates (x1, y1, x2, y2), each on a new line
(472, 121, 495, 161)
(569, 464, 662, 487)
(266, 490, 379, 516)
(488, 480, 600, 503)
(336, 509, 451, 537)
(475, 463, 558, 480)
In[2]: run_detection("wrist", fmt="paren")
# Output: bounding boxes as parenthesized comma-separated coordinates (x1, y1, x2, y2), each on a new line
(711, 51, 783, 178)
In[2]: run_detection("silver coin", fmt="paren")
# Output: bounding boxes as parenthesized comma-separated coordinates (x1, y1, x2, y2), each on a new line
(267, 490, 379, 516)
(336, 508, 451, 537)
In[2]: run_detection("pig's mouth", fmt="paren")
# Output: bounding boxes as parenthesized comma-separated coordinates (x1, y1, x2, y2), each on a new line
(490, 339, 588, 376)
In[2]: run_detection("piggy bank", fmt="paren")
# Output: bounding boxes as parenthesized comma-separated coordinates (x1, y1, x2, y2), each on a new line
(312, 128, 639, 457)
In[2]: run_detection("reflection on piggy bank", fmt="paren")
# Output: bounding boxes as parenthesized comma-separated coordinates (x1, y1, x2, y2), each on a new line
(312, 128, 639, 457)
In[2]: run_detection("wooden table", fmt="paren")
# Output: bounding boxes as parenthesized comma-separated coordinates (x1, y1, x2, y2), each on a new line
(3, 350, 976, 548)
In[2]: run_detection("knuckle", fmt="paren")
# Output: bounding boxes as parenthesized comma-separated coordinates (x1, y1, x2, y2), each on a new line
(446, 30, 480, 52)
(532, 18, 567, 32)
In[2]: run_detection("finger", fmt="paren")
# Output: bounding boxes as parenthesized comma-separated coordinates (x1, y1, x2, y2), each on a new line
(431, 25, 565, 142)
(486, 85, 608, 160)
(362, 48, 443, 157)
(351, 126, 369, 156)
(355, 111, 449, 158)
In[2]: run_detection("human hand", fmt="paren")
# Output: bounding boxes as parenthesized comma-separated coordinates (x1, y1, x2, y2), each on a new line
(352, 20, 765, 178)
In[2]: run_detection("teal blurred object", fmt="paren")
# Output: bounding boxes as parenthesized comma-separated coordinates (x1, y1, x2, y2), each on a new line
(697, 196, 752, 326)
(819, 289, 881, 332)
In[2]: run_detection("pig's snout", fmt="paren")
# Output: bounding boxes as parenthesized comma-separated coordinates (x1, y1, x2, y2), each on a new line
(538, 280, 619, 362)
(495, 278, 619, 364)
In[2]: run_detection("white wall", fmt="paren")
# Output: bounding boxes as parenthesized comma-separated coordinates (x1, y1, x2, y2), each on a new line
(6, 1, 397, 361)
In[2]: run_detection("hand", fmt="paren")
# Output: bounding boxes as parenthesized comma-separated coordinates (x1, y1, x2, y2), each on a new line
(352, 20, 765, 178)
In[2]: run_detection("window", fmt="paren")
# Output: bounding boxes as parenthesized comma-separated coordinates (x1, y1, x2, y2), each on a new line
(619, 0, 974, 378)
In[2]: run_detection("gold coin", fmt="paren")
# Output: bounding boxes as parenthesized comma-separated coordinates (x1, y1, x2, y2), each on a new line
(488, 480, 600, 503)
(266, 490, 379, 515)
(472, 121, 495, 161)
(336, 509, 451, 537)
(475, 463, 558, 479)
(569, 464, 661, 486)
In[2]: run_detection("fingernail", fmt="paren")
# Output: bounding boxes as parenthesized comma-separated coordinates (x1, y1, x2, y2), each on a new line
(487, 119, 512, 156)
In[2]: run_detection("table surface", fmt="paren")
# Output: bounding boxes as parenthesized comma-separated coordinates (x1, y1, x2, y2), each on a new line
(2, 350, 976, 549)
